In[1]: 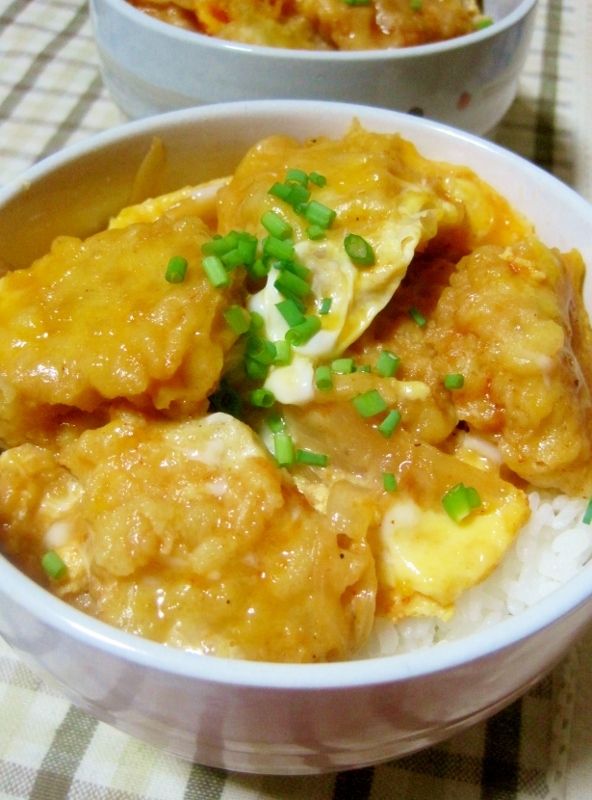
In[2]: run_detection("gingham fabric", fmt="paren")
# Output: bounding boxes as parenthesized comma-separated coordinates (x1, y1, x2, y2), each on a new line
(1, 1, 592, 798)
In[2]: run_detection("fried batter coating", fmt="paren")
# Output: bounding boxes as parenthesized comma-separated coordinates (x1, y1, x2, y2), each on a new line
(427, 238, 592, 496)
(0, 215, 241, 448)
(0, 409, 376, 662)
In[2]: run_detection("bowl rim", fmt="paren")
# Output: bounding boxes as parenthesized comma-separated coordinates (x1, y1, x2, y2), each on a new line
(91, 0, 539, 61)
(1, 98, 591, 692)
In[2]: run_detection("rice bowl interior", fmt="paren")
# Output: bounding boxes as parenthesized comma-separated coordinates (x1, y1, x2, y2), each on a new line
(0, 101, 591, 773)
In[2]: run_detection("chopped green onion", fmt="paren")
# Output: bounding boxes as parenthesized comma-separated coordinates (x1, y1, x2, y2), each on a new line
(202, 255, 230, 288)
(249, 388, 276, 408)
(331, 357, 355, 375)
(221, 247, 247, 270)
(442, 482, 481, 523)
(201, 231, 238, 257)
(308, 172, 327, 187)
(247, 257, 271, 279)
(444, 373, 465, 390)
(262, 235, 295, 262)
(382, 472, 398, 492)
(344, 233, 375, 266)
(273, 340, 292, 366)
(376, 350, 400, 378)
(274, 432, 295, 467)
(268, 181, 292, 201)
(315, 364, 333, 391)
(352, 389, 388, 418)
(209, 380, 243, 418)
(285, 168, 309, 186)
(282, 260, 311, 280)
(245, 356, 269, 381)
(261, 210, 293, 240)
(475, 15, 493, 28)
(285, 315, 322, 346)
(274, 270, 310, 300)
(223, 304, 251, 335)
(356, 364, 371, 373)
(165, 255, 188, 283)
(266, 411, 285, 433)
(378, 409, 402, 438)
(343, 0, 371, 5)
(41, 550, 67, 580)
(583, 497, 592, 524)
(307, 224, 326, 241)
(286, 184, 311, 208)
(304, 200, 336, 230)
(246, 335, 276, 365)
(249, 311, 265, 331)
(409, 0, 422, 9)
(408, 306, 427, 327)
(276, 298, 306, 328)
(296, 449, 329, 467)
(319, 297, 332, 315)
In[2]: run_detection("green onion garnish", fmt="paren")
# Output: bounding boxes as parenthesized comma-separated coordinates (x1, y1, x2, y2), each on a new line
(444, 373, 465, 390)
(356, 364, 371, 373)
(304, 200, 336, 230)
(276, 298, 306, 328)
(262, 235, 295, 262)
(249, 388, 276, 408)
(41, 550, 67, 580)
(273, 340, 292, 366)
(409, 0, 422, 9)
(266, 411, 285, 433)
(343, 0, 371, 5)
(268, 182, 292, 201)
(382, 472, 397, 492)
(245, 356, 269, 381)
(408, 306, 427, 327)
(308, 172, 327, 187)
(285, 315, 322, 346)
(319, 297, 332, 315)
(283, 260, 311, 280)
(165, 255, 188, 283)
(274, 270, 310, 300)
(376, 350, 400, 378)
(285, 168, 309, 186)
(274, 432, 296, 467)
(583, 497, 592, 525)
(344, 233, 375, 266)
(223, 305, 251, 335)
(331, 357, 355, 375)
(352, 389, 388, 418)
(249, 311, 264, 331)
(248, 257, 271, 279)
(246, 335, 276, 365)
(475, 16, 493, 28)
(261, 210, 293, 240)
(378, 409, 402, 438)
(442, 482, 482, 523)
(202, 255, 230, 288)
(286, 184, 311, 208)
(307, 224, 326, 241)
(315, 365, 333, 391)
(201, 232, 238, 257)
(296, 449, 329, 467)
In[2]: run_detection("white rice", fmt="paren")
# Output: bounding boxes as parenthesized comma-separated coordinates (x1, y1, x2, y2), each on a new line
(360, 492, 592, 658)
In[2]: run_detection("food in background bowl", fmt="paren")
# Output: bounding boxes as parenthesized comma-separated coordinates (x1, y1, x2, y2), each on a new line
(1, 119, 592, 665)
(2, 102, 592, 773)
(89, 0, 538, 133)
(127, 0, 490, 50)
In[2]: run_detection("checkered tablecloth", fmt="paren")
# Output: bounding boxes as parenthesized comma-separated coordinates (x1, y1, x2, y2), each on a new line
(1, 0, 592, 797)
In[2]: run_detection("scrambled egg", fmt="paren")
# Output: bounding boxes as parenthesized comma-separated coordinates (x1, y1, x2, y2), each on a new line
(1, 122, 591, 662)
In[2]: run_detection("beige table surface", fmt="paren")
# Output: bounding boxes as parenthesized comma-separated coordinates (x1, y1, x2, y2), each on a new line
(1, 0, 592, 798)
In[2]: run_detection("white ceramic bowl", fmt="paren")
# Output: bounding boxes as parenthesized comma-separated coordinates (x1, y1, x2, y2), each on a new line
(1, 100, 592, 775)
(90, 0, 538, 135)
